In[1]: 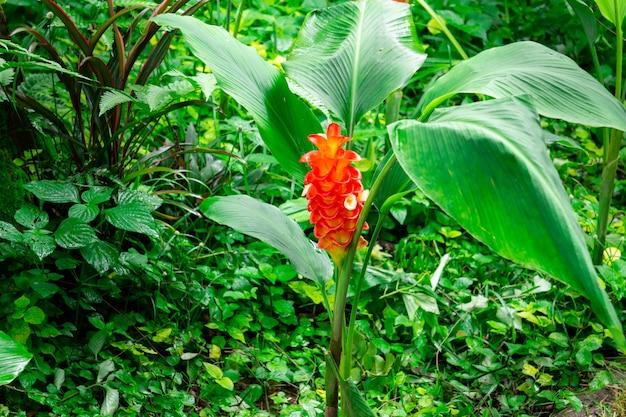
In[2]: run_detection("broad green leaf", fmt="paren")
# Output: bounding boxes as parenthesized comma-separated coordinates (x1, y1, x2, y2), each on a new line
(389, 97, 625, 350)
(97, 359, 115, 385)
(105, 202, 159, 238)
(23, 306, 45, 325)
(100, 385, 119, 416)
(23, 231, 56, 260)
(419, 41, 626, 132)
(0, 221, 23, 243)
(153, 14, 321, 181)
(118, 190, 162, 211)
(80, 240, 119, 273)
(24, 180, 80, 204)
(54, 218, 97, 249)
(31, 282, 59, 299)
(283, 0, 426, 129)
(199, 195, 332, 285)
(216, 376, 234, 391)
(89, 330, 109, 360)
(595, 0, 626, 27)
(68, 204, 99, 223)
(203, 362, 223, 379)
(0, 331, 32, 386)
(82, 187, 113, 205)
(15, 205, 48, 230)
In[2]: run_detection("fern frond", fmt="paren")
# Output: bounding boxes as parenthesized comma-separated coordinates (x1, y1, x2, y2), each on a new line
(99, 90, 134, 116)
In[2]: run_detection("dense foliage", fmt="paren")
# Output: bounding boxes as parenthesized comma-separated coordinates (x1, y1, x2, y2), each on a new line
(0, 0, 625, 416)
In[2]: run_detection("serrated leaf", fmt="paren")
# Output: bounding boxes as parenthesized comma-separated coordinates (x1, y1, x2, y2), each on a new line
(99, 90, 134, 116)
(191, 72, 217, 100)
(80, 240, 119, 274)
(0, 221, 23, 243)
(15, 205, 48, 230)
(54, 218, 97, 249)
(0, 66, 15, 87)
(68, 204, 100, 222)
(199, 195, 332, 285)
(0, 331, 32, 386)
(105, 202, 159, 238)
(23, 180, 80, 204)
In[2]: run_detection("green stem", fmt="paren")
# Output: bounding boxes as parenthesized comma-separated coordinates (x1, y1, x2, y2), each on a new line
(592, 21, 624, 264)
(340, 202, 392, 379)
(326, 154, 398, 416)
(415, 0, 468, 60)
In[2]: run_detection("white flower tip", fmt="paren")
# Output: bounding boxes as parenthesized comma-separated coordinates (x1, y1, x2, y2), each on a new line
(344, 194, 357, 210)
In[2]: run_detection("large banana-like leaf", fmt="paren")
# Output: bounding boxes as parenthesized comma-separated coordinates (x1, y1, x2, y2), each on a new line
(0, 331, 32, 386)
(389, 97, 626, 350)
(419, 41, 626, 132)
(283, 0, 426, 129)
(153, 14, 321, 181)
(199, 195, 333, 286)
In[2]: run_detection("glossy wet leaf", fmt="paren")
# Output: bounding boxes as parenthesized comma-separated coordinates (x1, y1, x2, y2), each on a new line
(389, 97, 625, 350)
(0, 331, 32, 386)
(23, 180, 80, 204)
(54, 218, 97, 249)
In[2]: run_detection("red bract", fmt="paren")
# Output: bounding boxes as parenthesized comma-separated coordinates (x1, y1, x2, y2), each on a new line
(300, 123, 369, 264)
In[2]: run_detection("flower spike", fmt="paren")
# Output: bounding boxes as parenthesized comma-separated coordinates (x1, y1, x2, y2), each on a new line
(300, 123, 369, 264)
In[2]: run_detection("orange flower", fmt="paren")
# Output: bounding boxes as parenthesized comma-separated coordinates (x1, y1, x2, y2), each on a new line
(300, 123, 369, 264)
